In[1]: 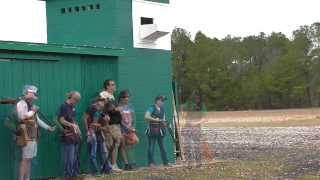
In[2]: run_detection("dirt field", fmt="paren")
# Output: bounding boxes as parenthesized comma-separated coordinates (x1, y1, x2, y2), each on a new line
(178, 108, 320, 179)
(179, 108, 320, 125)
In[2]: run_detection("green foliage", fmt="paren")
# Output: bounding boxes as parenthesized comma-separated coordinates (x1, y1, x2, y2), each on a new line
(172, 23, 320, 110)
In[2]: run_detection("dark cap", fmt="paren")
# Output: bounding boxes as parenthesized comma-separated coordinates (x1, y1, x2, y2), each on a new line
(155, 95, 167, 102)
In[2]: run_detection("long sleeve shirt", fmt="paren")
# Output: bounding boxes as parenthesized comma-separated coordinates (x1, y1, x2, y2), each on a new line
(16, 100, 50, 130)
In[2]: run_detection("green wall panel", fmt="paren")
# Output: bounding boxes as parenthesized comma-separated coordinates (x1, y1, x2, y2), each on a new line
(0, 0, 173, 178)
(0, 53, 118, 179)
(118, 49, 174, 166)
(46, 0, 118, 48)
(46, 0, 175, 166)
(41, 0, 174, 176)
(46, 0, 170, 48)
(0, 50, 173, 178)
(106, 0, 175, 166)
(79, 55, 118, 173)
(0, 55, 81, 179)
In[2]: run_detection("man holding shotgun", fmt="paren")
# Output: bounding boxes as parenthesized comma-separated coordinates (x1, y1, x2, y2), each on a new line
(144, 95, 170, 167)
(84, 97, 112, 175)
(58, 91, 82, 179)
(16, 85, 55, 180)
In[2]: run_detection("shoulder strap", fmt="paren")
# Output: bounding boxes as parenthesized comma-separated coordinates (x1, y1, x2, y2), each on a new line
(151, 105, 162, 119)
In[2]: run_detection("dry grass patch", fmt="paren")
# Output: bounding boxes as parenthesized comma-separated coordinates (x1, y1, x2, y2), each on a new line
(95, 160, 286, 180)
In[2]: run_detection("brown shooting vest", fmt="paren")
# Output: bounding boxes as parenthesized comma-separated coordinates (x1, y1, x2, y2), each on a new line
(17, 101, 39, 141)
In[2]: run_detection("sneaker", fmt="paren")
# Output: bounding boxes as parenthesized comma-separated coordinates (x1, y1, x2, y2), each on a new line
(124, 164, 133, 171)
(101, 163, 113, 174)
(149, 163, 156, 168)
(164, 163, 173, 167)
(93, 173, 102, 177)
(130, 163, 138, 169)
(112, 164, 122, 172)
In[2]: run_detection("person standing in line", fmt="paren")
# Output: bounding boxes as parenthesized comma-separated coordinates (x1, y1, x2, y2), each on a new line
(16, 85, 55, 180)
(144, 95, 169, 167)
(84, 97, 112, 175)
(58, 91, 82, 180)
(100, 80, 123, 171)
(118, 90, 139, 170)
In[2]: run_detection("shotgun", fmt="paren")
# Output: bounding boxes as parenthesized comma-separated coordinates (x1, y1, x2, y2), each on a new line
(166, 122, 177, 143)
(0, 98, 54, 127)
(151, 114, 177, 143)
(0, 98, 18, 105)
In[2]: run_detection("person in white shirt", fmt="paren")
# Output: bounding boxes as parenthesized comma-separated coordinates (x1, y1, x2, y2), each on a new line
(16, 85, 55, 180)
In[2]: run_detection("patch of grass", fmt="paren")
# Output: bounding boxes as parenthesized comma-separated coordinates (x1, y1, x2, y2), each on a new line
(96, 160, 285, 180)
(298, 174, 320, 180)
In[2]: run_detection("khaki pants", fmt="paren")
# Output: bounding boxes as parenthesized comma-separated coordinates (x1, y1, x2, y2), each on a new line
(103, 124, 122, 151)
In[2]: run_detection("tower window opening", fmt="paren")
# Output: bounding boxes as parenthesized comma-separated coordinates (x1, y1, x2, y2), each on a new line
(141, 17, 154, 25)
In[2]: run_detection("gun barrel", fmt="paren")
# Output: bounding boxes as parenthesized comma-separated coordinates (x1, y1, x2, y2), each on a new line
(0, 99, 18, 104)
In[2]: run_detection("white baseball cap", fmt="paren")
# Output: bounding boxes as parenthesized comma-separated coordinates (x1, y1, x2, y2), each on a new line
(23, 85, 38, 96)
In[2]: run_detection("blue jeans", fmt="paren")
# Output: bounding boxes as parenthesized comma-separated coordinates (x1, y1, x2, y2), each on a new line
(63, 143, 79, 177)
(147, 135, 168, 165)
(88, 134, 111, 174)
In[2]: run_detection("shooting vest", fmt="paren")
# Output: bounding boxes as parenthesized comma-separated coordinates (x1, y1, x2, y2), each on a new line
(150, 105, 165, 121)
(17, 100, 39, 142)
(146, 105, 166, 137)
(86, 105, 106, 132)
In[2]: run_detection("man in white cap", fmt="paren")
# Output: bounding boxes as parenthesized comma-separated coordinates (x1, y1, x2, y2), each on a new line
(16, 85, 55, 180)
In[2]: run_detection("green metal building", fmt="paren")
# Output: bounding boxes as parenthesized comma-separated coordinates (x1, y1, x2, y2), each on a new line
(0, 0, 173, 179)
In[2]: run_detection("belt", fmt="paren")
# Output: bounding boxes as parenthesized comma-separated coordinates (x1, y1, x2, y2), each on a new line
(149, 123, 163, 128)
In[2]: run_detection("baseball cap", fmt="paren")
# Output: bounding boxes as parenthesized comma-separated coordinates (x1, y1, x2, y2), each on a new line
(155, 95, 167, 102)
(22, 85, 38, 96)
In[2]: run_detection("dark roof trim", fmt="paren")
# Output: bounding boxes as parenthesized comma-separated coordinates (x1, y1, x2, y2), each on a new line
(0, 41, 125, 57)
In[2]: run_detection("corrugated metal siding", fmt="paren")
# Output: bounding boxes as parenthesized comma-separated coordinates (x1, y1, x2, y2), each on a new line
(108, 0, 175, 166)
(45, 0, 174, 170)
(0, 59, 16, 180)
(114, 0, 175, 166)
(0, 56, 81, 179)
(0, 53, 118, 179)
(118, 49, 174, 166)
(80, 55, 118, 107)
(79, 55, 118, 172)
(46, 0, 118, 48)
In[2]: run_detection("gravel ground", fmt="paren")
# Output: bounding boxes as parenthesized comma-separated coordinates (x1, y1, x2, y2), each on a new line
(181, 126, 320, 179)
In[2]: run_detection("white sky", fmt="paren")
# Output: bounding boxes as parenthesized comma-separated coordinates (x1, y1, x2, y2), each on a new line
(0, 0, 319, 43)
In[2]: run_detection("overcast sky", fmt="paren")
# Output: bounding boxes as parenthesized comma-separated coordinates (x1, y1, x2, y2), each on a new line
(0, 0, 319, 43)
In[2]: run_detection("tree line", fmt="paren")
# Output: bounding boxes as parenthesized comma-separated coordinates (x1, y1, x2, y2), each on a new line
(172, 23, 320, 111)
